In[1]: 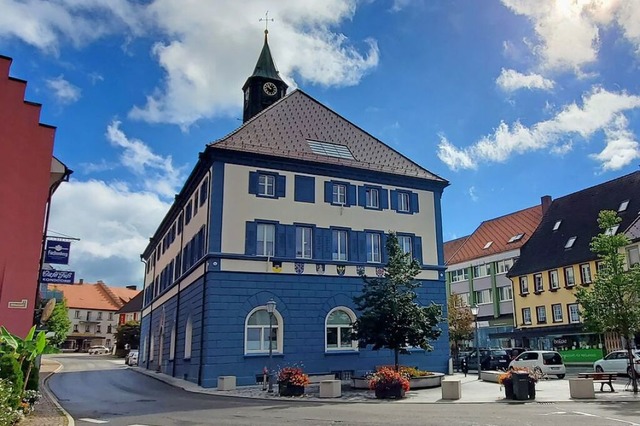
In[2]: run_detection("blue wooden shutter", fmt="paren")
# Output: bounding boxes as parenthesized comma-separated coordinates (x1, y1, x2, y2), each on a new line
(294, 175, 315, 203)
(390, 190, 398, 211)
(314, 227, 324, 259)
(380, 189, 389, 210)
(348, 230, 358, 262)
(322, 228, 332, 260)
(414, 236, 423, 265)
(248, 172, 258, 195)
(358, 186, 366, 207)
(358, 232, 367, 262)
(347, 184, 357, 207)
(285, 225, 296, 258)
(381, 233, 388, 263)
(276, 224, 286, 256)
(245, 222, 257, 255)
(276, 175, 286, 198)
(324, 181, 332, 203)
(411, 192, 420, 213)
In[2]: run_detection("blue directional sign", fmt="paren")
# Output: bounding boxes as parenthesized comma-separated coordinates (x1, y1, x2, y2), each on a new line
(44, 240, 71, 265)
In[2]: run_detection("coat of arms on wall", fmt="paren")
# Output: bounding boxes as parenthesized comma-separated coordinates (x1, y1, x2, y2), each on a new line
(356, 265, 365, 276)
(336, 265, 346, 276)
(376, 267, 385, 277)
(272, 261, 282, 273)
(294, 263, 304, 274)
(316, 264, 325, 275)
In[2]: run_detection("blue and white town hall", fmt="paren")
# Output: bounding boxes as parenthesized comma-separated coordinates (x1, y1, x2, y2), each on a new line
(139, 30, 450, 387)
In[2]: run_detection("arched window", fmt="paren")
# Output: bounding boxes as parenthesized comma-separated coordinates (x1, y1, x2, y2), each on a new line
(245, 306, 283, 354)
(169, 324, 176, 361)
(325, 307, 357, 351)
(184, 316, 193, 359)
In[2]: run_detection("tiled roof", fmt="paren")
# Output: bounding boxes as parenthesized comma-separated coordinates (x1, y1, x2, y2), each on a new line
(446, 205, 543, 265)
(116, 291, 143, 314)
(443, 235, 470, 264)
(508, 171, 640, 277)
(209, 90, 447, 182)
(48, 282, 139, 311)
(625, 216, 640, 241)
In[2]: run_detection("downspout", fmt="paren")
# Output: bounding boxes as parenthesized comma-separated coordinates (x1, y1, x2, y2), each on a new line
(172, 211, 186, 379)
(144, 254, 156, 370)
(197, 165, 213, 386)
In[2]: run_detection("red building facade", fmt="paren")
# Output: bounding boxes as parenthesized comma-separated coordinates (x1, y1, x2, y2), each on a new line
(0, 55, 70, 337)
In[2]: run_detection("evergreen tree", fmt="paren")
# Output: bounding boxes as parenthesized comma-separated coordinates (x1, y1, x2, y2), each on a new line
(575, 210, 640, 394)
(352, 232, 443, 371)
(44, 298, 71, 347)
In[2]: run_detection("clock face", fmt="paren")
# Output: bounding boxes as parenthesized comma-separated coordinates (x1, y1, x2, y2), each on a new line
(263, 82, 278, 96)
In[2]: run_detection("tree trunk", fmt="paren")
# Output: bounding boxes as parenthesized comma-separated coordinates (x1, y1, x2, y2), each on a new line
(627, 335, 638, 394)
(394, 349, 399, 372)
(23, 361, 32, 394)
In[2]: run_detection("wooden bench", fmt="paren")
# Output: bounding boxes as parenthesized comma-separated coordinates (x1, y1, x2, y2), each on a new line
(578, 372, 616, 392)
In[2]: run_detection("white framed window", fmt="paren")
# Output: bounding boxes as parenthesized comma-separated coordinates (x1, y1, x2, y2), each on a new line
(519, 276, 529, 294)
(453, 292, 470, 307)
(325, 307, 357, 351)
(475, 289, 492, 304)
(257, 223, 275, 256)
(366, 233, 381, 263)
(150, 333, 155, 361)
(74, 310, 80, 319)
(628, 245, 640, 268)
(245, 306, 283, 354)
(522, 307, 532, 325)
(552, 304, 563, 322)
(332, 229, 348, 261)
(169, 324, 176, 361)
(108, 312, 113, 320)
(333, 184, 346, 205)
(258, 174, 275, 197)
(398, 192, 410, 212)
(96, 325, 101, 333)
(184, 316, 193, 359)
(398, 235, 412, 256)
(296, 226, 312, 259)
(473, 264, 491, 278)
(451, 269, 469, 283)
(536, 306, 547, 323)
(564, 266, 575, 287)
(73, 324, 78, 332)
(498, 286, 512, 301)
(534, 273, 543, 292)
(553, 220, 562, 231)
(366, 188, 379, 208)
(97, 312, 103, 320)
(580, 263, 592, 284)
(496, 258, 513, 274)
(565, 236, 577, 249)
(549, 270, 559, 290)
(568, 303, 580, 323)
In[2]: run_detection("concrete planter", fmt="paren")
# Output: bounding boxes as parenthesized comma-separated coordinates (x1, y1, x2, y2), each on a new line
(351, 373, 444, 390)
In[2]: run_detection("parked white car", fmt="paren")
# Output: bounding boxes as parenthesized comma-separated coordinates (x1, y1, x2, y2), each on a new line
(88, 345, 110, 355)
(593, 350, 640, 377)
(125, 350, 139, 366)
(508, 350, 566, 379)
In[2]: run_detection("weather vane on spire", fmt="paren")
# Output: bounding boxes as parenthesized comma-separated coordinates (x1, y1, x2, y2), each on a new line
(259, 10, 274, 34)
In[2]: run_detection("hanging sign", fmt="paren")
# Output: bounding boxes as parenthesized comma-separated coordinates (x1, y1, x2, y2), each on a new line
(40, 270, 75, 284)
(44, 240, 71, 264)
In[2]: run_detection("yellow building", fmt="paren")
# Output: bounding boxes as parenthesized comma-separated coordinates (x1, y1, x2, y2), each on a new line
(507, 171, 640, 364)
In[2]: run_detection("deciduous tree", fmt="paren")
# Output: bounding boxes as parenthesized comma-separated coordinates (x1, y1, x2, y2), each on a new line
(44, 298, 71, 347)
(448, 293, 473, 362)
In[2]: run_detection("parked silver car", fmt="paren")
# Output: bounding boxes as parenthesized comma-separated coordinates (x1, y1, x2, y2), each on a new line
(88, 345, 110, 355)
(593, 350, 640, 377)
(126, 350, 139, 366)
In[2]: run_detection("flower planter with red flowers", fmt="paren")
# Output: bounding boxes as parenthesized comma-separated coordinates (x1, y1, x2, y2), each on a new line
(368, 367, 410, 400)
(276, 366, 310, 397)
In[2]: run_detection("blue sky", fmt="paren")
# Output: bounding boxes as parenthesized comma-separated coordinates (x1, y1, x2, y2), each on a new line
(2, 0, 639, 287)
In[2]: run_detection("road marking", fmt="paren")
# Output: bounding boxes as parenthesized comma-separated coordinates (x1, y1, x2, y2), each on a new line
(603, 417, 640, 426)
(79, 419, 109, 424)
(573, 411, 598, 417)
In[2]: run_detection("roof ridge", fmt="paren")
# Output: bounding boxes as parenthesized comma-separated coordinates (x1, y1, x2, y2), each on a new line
(97, 282, 123, 309)
(552, 170, 640, 202)
(478, 204, 542, 225)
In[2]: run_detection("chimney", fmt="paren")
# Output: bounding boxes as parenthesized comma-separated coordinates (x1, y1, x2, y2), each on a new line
(126, 285, 137, 290)
(541, 195, 552, 214)
(79, 278, 84, 284)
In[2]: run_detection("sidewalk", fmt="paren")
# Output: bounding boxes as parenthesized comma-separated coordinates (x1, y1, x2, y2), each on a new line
(19, 358, 72, 426)
(133, 368, 640, 404)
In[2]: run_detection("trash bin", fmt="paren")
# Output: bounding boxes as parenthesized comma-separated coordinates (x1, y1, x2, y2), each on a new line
(512, 372, 530, 400)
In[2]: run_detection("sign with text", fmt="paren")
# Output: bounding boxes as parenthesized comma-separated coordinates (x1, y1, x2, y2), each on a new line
(44, 240, 71, 264)
(40, 269, 75, 284)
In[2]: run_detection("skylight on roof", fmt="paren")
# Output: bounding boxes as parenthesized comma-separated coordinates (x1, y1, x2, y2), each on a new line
(307, 140, 355, 160)
(565, 236, 577, 249)
(618, 200, 629, 212)
(483, 241, 493, 249)
(553, 220, 562, 231)
(605, 225, 620, 236)
(508, 233, 524, 243)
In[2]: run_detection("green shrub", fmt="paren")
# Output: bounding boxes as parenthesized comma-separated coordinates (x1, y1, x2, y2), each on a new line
(0, 378, 22, 425)
(0, 354, 23, 406)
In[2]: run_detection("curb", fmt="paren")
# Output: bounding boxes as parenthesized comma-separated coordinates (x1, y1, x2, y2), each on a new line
(41, 361, 75, 426)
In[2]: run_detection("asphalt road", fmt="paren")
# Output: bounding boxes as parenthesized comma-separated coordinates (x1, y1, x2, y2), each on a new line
(48, 354, 640, 426)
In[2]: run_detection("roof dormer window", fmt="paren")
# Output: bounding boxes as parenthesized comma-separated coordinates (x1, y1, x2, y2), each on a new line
(565, 236, 577, 249)
(307, 140, 355, 160)
(552, 220, 562, 231)
(508, 233, 524, 243)
(605, 225, 619, 236)
(483, 241, 493, 249)
(618, 200, 629, 212)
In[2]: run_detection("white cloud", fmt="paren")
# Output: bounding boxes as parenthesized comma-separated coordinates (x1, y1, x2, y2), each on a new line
(390, 0, 412, 12)
(46, 75, 81, 104)
(496, 68, 555, 92)
(501, 0, 640, 73)
(49, 180, 171, 286)
(438, 87, 640, 171)
(468, 186, 479, 202)
(105, 120, 184, 198)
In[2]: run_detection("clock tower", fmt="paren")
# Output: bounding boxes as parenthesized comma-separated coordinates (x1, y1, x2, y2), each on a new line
(242, 30, 288, 123)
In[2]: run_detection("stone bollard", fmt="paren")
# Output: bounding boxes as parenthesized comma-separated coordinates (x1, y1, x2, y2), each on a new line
(319, 380, 341, 398)
(441, 379, 462, 400)
(217, 376, 236, 391)
(569, 378, 595, 399)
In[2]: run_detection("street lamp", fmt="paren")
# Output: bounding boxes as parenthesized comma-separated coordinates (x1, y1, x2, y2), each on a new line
(470, 304, 480, 379)
(266, 299, 276, 393)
